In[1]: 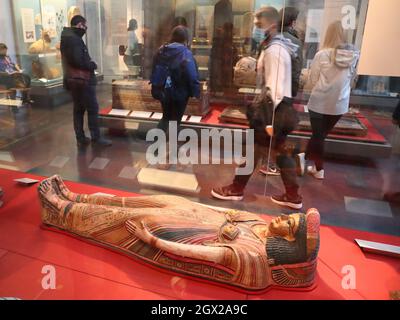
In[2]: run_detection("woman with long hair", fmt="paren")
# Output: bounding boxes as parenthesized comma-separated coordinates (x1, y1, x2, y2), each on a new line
(305, 21, 359, 180)
(124, 19, 139, 66)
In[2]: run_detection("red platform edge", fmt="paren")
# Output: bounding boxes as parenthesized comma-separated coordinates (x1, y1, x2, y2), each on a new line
(100, 104, 387, 145)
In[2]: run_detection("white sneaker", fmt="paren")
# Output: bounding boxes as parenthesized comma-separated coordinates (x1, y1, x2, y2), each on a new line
(296, 153, 306, 176)
(307, 165, 325, 180)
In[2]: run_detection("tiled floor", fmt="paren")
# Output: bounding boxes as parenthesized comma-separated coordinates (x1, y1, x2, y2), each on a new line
(0, 83, 400, 236)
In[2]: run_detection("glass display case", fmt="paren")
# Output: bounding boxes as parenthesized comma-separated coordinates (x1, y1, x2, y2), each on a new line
(2, 0, 399, 154)
(7, 0, 104, 106)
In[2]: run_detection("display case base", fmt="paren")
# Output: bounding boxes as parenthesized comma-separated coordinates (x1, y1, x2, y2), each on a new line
(100, 105, 393, 159)
(30, 82, 71, 108)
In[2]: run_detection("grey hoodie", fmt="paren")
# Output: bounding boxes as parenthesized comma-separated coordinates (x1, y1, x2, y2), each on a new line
(307, 45, 360, 116)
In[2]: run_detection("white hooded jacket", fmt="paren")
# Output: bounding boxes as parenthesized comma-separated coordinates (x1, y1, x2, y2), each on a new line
(307, 45, 360, 116)
(257, 35, 299, 109)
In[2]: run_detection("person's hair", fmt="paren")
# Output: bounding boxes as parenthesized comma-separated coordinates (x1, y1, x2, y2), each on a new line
(266, 215, 307, 266)
(0, 43, 8, 50)
(255, 6, 280, 24)
(322, 21, 347, 50)
(71, 15, 86, 27)
(279, 7, 299, 29)
(173, 16, 188, 28)
(128, 19, 138, 31)
(170, 26, 189, 44)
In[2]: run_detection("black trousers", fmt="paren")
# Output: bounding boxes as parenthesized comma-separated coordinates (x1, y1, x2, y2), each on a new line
(306, 110, 342, 171)
(233, 99, 300, 198)
(233, 132, 299, 198)
(158, 91, 189, 135)
(70, 85, 101, 141)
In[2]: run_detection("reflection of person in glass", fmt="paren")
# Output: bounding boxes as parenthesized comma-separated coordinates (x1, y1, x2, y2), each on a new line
(124, 19, 139, 66)
(0, 43, 31, 91)
(60, 15, 112, 148)
(260, 7, 304, 177)
(384, 100, 400, 204)
(151, 26, 200, 134)
(305, 21, 359, 180)
(39, 175, 320, 292)
(212, 7, 303, 210)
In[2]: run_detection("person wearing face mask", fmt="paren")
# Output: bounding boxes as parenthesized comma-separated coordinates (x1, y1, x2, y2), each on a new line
(259, 7, 305, 177)
(60, 15, 111, 148)
(212, 6, 302, 210)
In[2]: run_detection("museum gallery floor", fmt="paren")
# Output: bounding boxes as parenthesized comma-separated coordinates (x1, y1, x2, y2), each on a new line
(0, 169, 399, 300)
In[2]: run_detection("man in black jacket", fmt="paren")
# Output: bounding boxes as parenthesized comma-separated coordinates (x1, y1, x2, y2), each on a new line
(60, 15, 111, 147)
(393, 100, 400, 127)
(384, 99, 400, 203)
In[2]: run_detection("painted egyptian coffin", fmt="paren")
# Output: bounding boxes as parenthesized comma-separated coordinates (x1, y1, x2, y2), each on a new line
(38, 176, 320, 292)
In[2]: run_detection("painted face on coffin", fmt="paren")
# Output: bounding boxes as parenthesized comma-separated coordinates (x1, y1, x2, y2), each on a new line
(266, 214, 307, 267)
(269, 214, 301, 242)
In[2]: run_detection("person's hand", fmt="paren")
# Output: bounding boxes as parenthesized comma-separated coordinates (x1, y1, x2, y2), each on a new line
(90, 61, 98, 70)
(265, 125, 274, 137)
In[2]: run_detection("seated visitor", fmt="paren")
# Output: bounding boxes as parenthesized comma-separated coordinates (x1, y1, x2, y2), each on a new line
(0, 43, 31, 90)
(38, 175, 321, 292)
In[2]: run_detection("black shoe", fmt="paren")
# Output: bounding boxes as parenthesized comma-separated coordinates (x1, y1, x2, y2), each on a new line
(92, 138, 112, 147)
(211, 185, 244, 201)
(271, 194, 303, 210)
(77, 137, 91, 147)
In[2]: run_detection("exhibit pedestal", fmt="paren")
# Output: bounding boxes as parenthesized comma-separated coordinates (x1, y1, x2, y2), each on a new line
(30, 82, 71, 108)
(30, 74, 104, 108)
(99, 102, 393, 159)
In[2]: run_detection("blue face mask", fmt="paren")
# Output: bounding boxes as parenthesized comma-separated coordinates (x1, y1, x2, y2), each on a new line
(252, 27, 266, 43)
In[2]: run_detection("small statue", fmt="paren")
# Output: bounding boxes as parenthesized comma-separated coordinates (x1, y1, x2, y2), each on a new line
(28, 30, 54, 55)
(67, 6, 81, 27)
(38, 176, 320, 292)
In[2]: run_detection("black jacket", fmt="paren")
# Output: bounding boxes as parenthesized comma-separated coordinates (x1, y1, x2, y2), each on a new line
(394, 99, 400, 127)
(60, 27, 97, 88)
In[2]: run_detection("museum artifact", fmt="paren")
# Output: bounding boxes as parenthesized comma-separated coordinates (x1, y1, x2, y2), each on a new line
(28, 30, 54, 55)
(210, 0, 235, 92)
(112, 79, 210, 116)
(38, 175, 320, 292)
(219, 106, 368, 136)
(234, 56, 257, 88)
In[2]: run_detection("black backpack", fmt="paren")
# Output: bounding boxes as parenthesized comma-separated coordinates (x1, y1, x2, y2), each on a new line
(150, 45, 174, 101)
(246, 87, 299, 140)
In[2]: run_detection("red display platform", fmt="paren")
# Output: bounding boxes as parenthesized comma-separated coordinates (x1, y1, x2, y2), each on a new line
(0, 169, 399, 300)
(100, 104, 388, 145)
